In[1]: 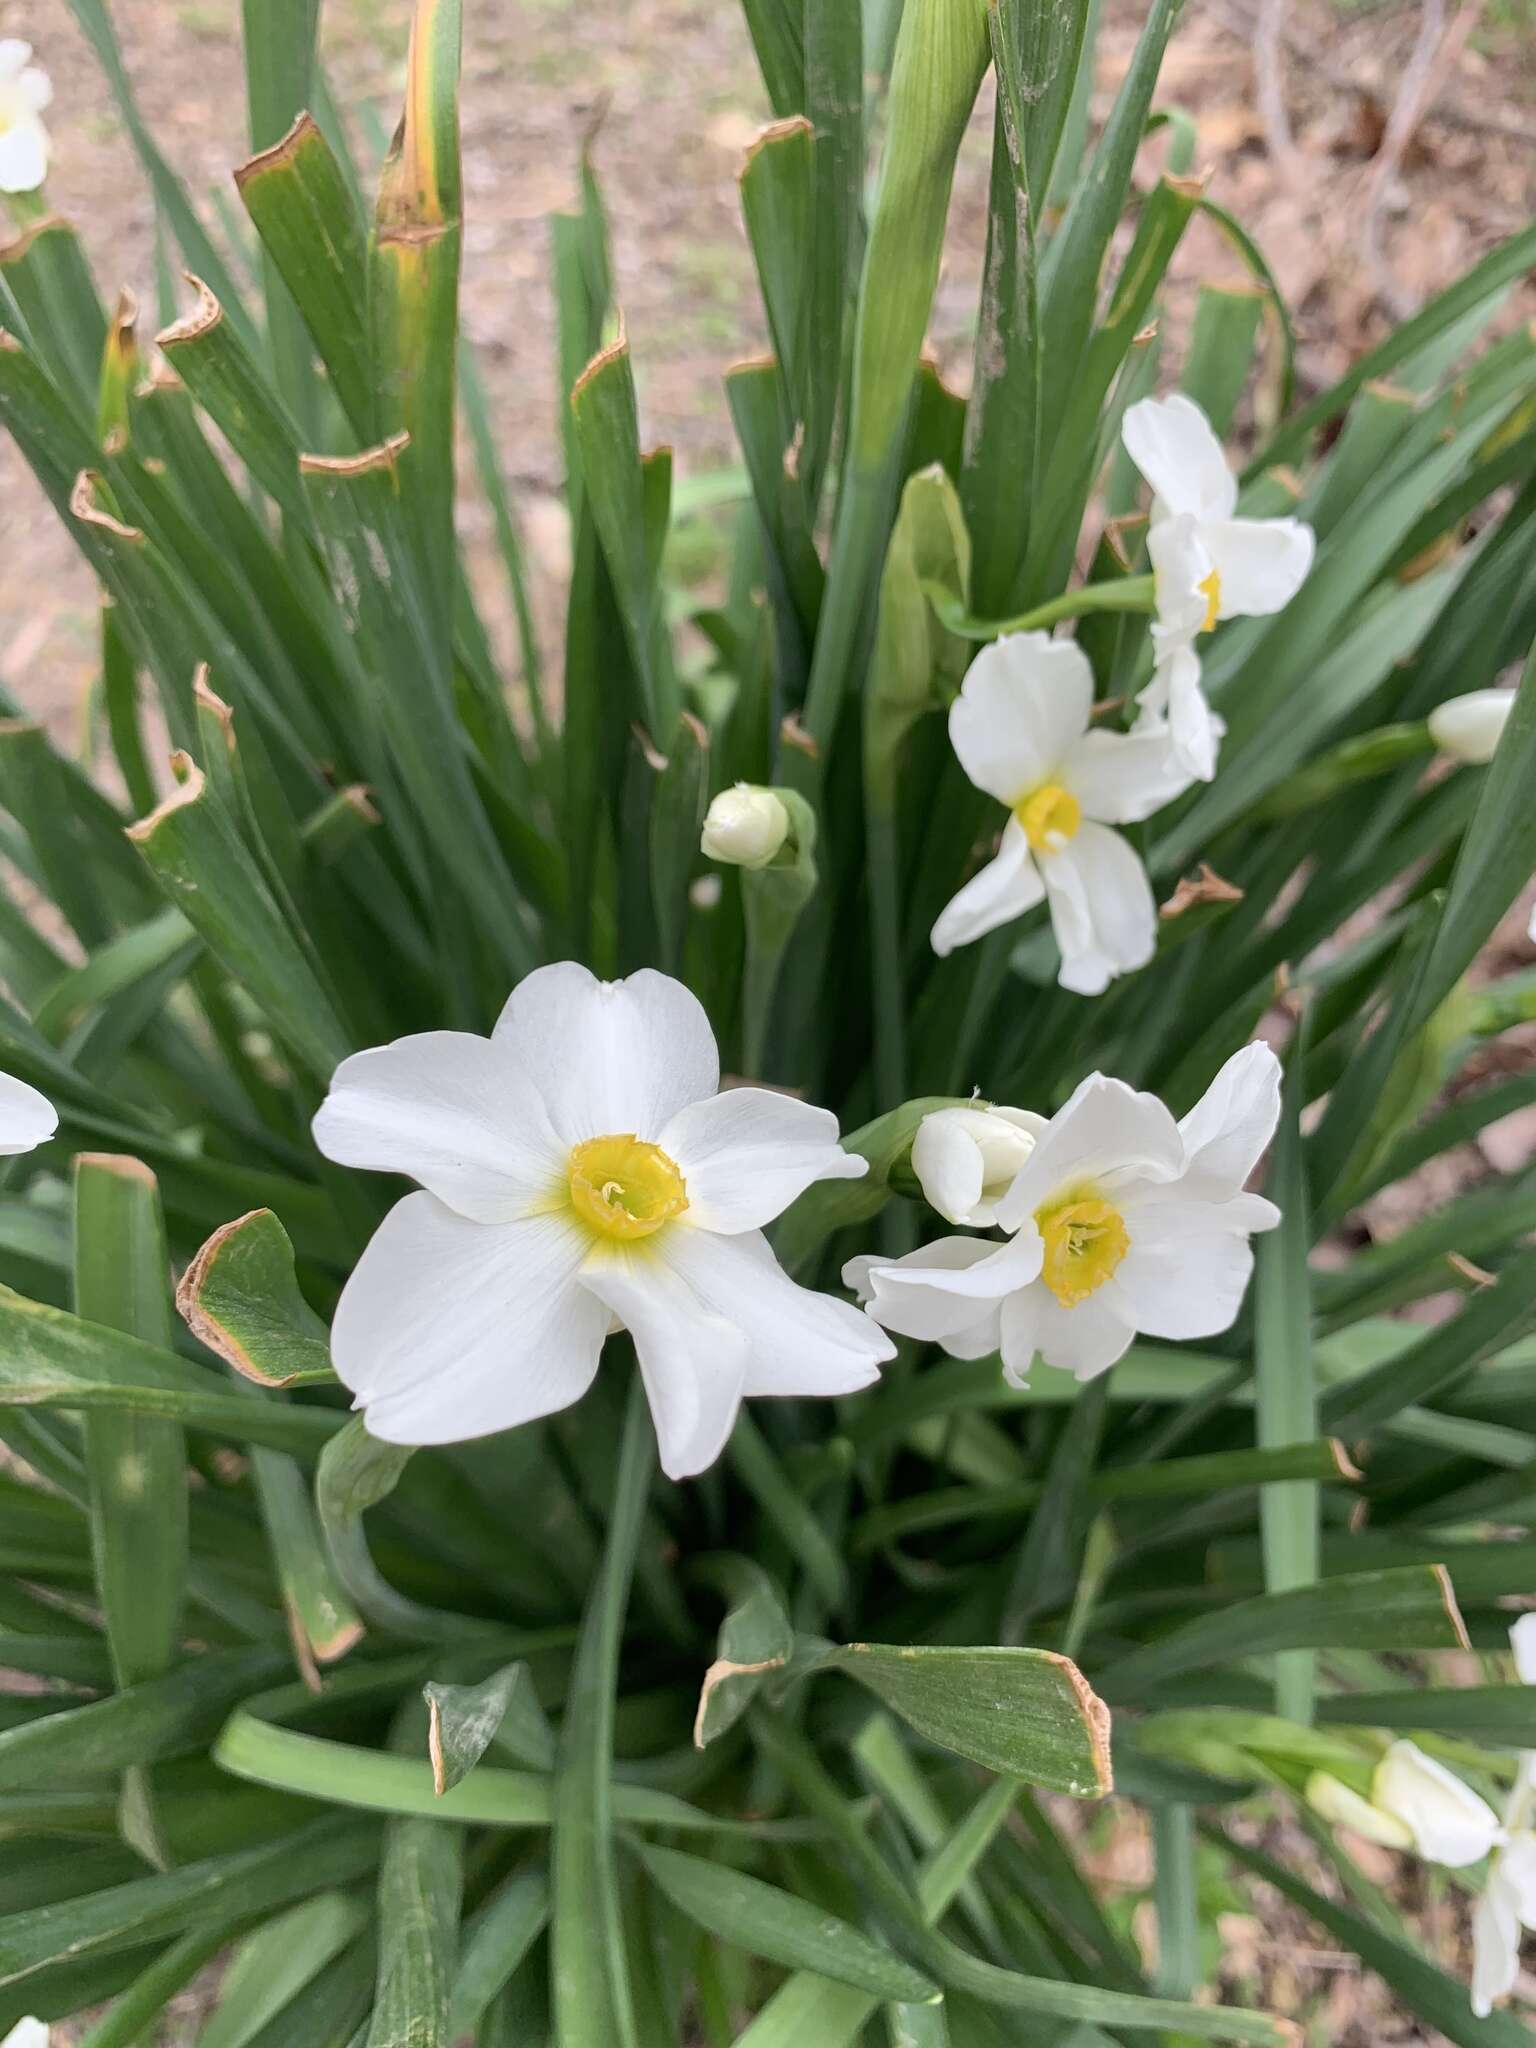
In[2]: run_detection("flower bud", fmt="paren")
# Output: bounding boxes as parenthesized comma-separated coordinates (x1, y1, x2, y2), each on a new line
(701, 784, 790, 870)
(911, 1104, 1046, 1227)
(1428, 690, 1514, 766)
(1371, 1740, 1502, 1867)
(1304, 1770, 1414, 1850)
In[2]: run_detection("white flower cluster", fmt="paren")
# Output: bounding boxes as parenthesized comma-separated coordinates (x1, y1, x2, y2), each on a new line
(929, 395, 1315, 994)
(1308, 1616, 1536, 2017)
(311, 971, 1283, 1460)
(850, 1045, 1281, 1382)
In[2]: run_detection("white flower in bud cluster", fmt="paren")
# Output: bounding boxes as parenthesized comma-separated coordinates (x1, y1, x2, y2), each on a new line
(0, 42, 52, 195)
(1370, 1740, 1502, 1868)
(1428, 689, 1514, 766)
(911, 1105, 1046, 1227)
(848, 1043, 1281, 1383)
(701, 784, 790, 870)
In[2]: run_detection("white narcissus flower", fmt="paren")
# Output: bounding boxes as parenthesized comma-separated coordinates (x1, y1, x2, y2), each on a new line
(1370, 1741, 1503, 1869)
(1470, 1615, 1536, 2017)
(846, 1042, 1281, 1383)
(0, 1070, 56, 1156)
(2, 2022, 50, 2048)
(910, 1104, 1046, 1227)
(930, 632, 1194, 996)
(1428, 689, 1514, 766)
(313, 963, 892, 1480)
(701, 784, 790, 870)
(1122, 394, 1315, 783)
(0, 41, 52, 196)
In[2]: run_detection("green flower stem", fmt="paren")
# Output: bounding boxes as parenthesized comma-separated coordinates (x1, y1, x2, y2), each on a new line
(931, 573, 1157, 642)
(865, 803, 907, 1114)
(551, 1366, 655, 2048)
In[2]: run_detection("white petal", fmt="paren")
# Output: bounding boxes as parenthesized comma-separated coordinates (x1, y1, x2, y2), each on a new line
(1372, 1742, 1503, 1867)
(0, 1071, 56, 1156)
(493, 962, 719, 1145)
(1, 2023, 49, 2048)
(1503, 1832, 1536, 1926)
(1137, 635, 1222, 784)
(948, 632, 1093, 804)
(1509, 1612, 1536, 1686)
(0, 120, 47, 194)
(1000, 1283, 1135, 1384)
(1203, 517, 1315, 617)
(1147, 514, 1217, 634)
(995, 1072, 1185, 1234)
(1063, 725, 1198, 824)
(332, 1195, 605, 1443)
(848, 1232, 1042, 1344)
(1102, 1207, 1257, 1341)
(313, 1032, 564, 1222)
(0, 40, 32, 77)
(1177, 1042, 1283, 1202)
(19, 66, 50, 113)
(1122, 395, 1237, 523)
(910, 1113, 985, 1225)
(659, 1227, 892, 1399)
(1472, 1864, 1524, 2017)
(931, 819, 1044, 958)
(658, 1087, 864, 1235)
(1041, 823, 1156, 996)
(578, 1247, 749, 1480)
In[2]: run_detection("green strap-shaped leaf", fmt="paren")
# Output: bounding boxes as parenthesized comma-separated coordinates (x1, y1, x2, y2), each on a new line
(73, 1155, 188, 1867)
(1100, 1564, 1471, 1697)
(368, 1802, 464, 2048)
(634, 1840, 940, 2005)
(0, 1647, 286, 1790)
(0, 1816, 377, 1995)
(0, 1283, 339, 1455)
(823, 1644, 1112, 1797)
(128, 754, 352, 1082)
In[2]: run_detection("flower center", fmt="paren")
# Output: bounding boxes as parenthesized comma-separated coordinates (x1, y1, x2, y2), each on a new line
(1198, 568, 1221, 634)
(568, 1134, 688, 1241)
(1036, 1196, 1129, 1307)
(1014, 783, 1082, 854)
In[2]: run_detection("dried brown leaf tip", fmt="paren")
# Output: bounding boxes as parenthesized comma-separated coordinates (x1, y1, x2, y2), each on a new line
(1160, 863, 1244, 920)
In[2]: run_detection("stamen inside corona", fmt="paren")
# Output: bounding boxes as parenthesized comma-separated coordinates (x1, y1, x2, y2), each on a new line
(568, 1134, 688, 1241)
(1015, 783, 1082, 854)
(1036, 1196, 1129, 1307)
(1198, 568, 1221, 634)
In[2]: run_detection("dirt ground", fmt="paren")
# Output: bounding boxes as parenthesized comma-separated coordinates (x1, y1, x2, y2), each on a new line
(4, 0, 1536, 2042)
(3, 0, 1534, 732)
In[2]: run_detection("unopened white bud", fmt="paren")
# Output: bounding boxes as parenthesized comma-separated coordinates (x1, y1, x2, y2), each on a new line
(911, 1104, 1045, 1227)
(1304, 1770, 1414, 1850)
(701, 784, 790, 870)
(1371, 1741, 1503, 1867)
(1428, 690, 1514, 766)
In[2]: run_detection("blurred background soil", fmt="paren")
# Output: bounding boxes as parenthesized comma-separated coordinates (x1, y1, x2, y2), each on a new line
(3, 0, 1535, 2040)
